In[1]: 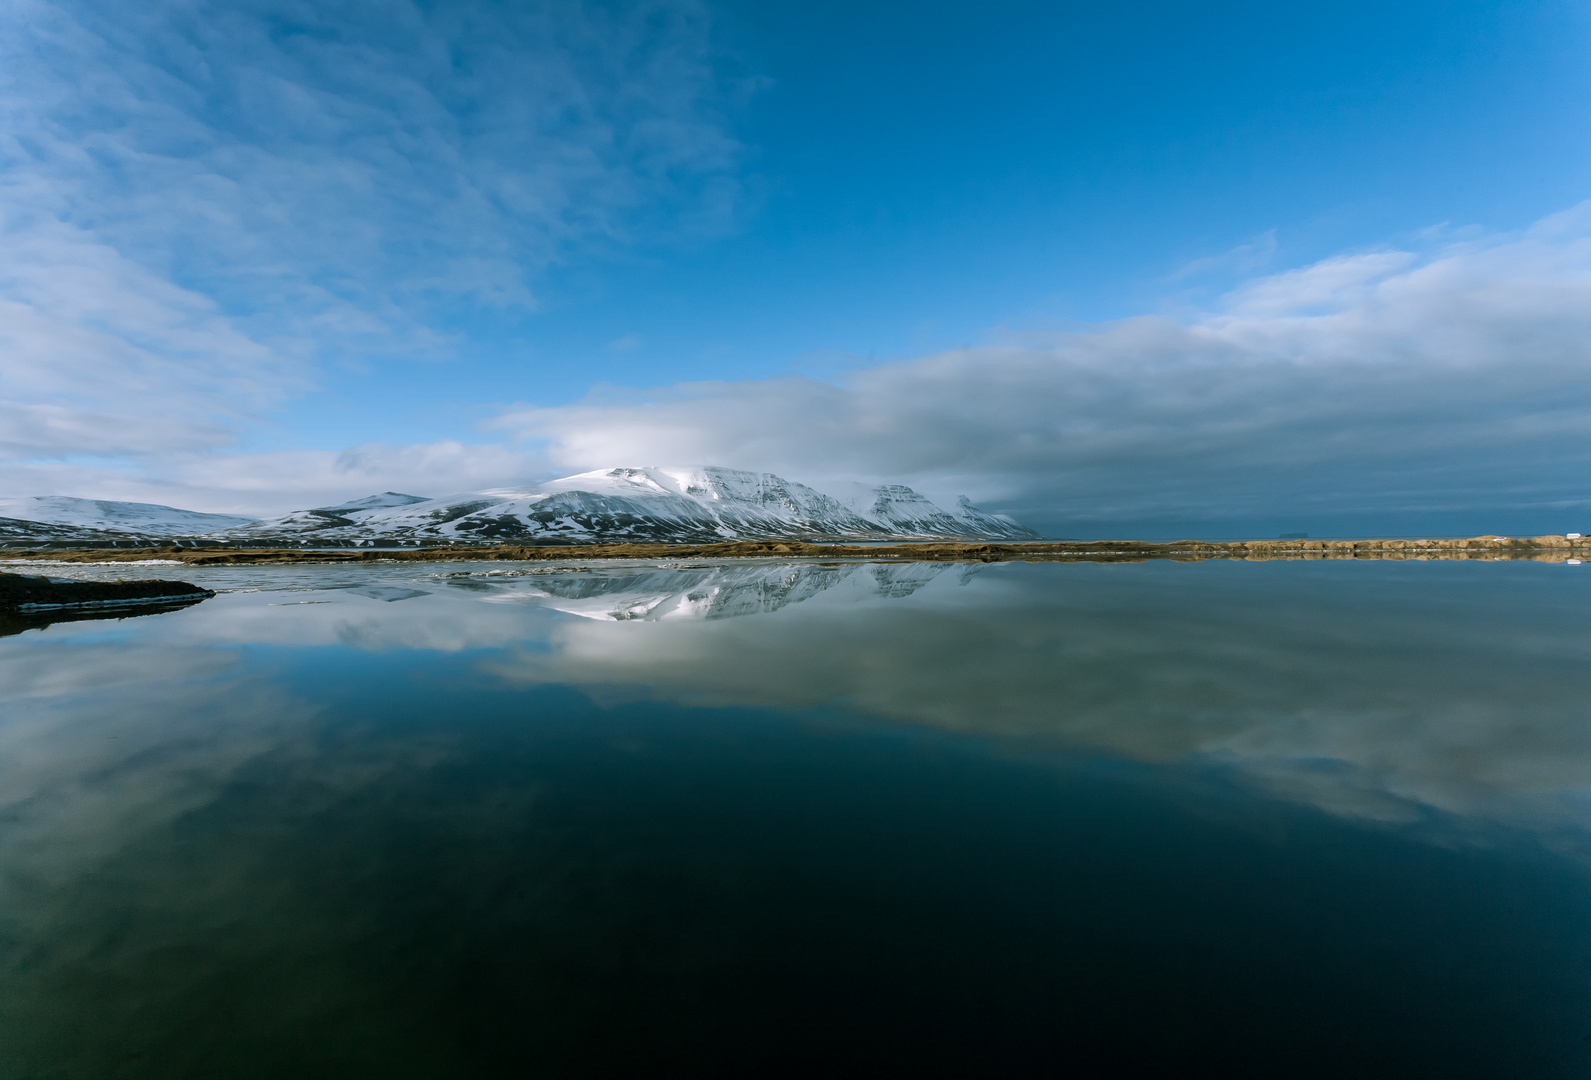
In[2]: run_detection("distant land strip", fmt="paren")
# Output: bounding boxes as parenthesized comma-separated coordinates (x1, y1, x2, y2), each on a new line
(4, 535, 1588, 565)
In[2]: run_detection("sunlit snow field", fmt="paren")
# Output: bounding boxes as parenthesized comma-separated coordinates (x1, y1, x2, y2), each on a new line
(3, 557, 1591, 1077)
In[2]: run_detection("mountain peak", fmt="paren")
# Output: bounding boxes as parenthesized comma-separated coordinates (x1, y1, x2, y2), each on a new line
(0, 496, 257, 534)
(3, 469, 1039, 545)
(311, 492, 431, 515)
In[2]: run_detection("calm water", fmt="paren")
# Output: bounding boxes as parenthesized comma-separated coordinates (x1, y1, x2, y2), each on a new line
(3, 557, 1591, 1078)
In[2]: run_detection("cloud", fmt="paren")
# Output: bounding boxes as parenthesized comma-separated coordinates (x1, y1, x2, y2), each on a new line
(0, 215, 305, 458)
(1166, 228, 1278, 282)
(5, 0, 1590, 535)
(475, 562, 1591, 833)
(495, 203, 1591, 533)
(22, 561, 1586, 839)
(2, 0, 743, 325)
(0, 0, 743, 493)
(0, 439, 550, 517)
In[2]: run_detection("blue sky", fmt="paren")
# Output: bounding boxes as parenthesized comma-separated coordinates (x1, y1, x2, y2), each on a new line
(3, 0, 1591, 535)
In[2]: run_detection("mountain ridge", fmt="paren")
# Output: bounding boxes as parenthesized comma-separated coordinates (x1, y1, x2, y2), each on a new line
(1, 467, 1039, 545)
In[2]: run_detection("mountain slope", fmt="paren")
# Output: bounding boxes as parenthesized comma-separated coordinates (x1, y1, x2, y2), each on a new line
(223, 467, 1038, 544)
(0, 496, 256, 534)
(4, 468, 1040, 545)
(947, 495, 1038, 542)
(0, 517, 151, 546)
(451, 561, 958, 621)
(313, 492, 430, 515)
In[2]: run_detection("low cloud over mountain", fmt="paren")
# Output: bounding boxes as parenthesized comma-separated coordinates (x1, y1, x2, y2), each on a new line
(0, 467, 1036, 545)
(496, 204, 1591, 536)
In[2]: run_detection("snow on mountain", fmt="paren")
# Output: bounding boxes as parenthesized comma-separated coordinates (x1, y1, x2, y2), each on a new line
(221, 492, 437, 539)
(3, 468, 1039, 545)
(227, 487, 555, 541)
(834, 482, 1038, 542)
(455, 561, 958, 621)
(947, 495, 1039, 541)
(0, 517, 140, 546)
(313, 492, 430, 515)
(219, 467, 1037, 544)
(837, 483, 972, 536)
(0, 496, 256, 535)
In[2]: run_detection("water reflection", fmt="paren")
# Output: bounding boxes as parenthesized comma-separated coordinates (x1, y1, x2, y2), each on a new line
(0, 598, 208, 640)
(442, 560, 961, 619)
(3, 558, 1591, 1076)
(469, 561, 1591, 837)
(11, 558, 1591, 836)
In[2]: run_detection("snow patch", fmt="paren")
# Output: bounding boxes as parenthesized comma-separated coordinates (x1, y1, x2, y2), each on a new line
(0, 496, 256, 532)
(12, 469, 1040, 545)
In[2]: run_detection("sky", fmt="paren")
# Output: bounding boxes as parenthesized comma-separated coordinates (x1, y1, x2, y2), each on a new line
(3, 0, 1591, 537)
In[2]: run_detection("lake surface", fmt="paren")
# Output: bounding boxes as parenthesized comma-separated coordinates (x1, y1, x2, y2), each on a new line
(3, 557, 1591, 1078)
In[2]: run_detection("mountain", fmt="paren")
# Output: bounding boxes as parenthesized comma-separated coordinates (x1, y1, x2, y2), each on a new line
(834, 483, 1036, 542)
(0, 496, 258, 546)
(0, 517, 143, 546)
(448, 560, 968, 621)
(0, 496, 257, 534)
(949, 495, 1036, 541)
(221, 492, 434, 539)
(1, 468, 1039, 546)
(219, 467, 1040, 545)
(312, 492, 430, 515)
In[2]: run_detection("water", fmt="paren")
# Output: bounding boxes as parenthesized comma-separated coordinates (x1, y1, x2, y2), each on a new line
(3, 557, 1591, 1077)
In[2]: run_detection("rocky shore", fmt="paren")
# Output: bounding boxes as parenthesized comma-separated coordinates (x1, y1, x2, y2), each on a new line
(4, 534, 1587, 566)
(0, 571, 216, 612)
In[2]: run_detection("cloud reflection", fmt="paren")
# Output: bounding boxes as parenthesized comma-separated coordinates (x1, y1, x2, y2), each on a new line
(9, 558, 1591, 844)
(470, 561, 1591, 835)
(4, 558, 1591, 1070)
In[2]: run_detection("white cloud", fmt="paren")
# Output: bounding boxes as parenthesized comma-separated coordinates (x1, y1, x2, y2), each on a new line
(1, 0, 743, 324)
(0, 0, 743, 499)
(0, 440, 548, 517)
(1166, 228, 1278, 282)
(5, 0, 1590, 534)
(0, 215, 305, 458)
(494, 202, 1591, 531)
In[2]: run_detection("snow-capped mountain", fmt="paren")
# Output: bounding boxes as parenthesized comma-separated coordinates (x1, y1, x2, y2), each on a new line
(0, 496, 257, 534)
(446, 560, 966, 621)
(224, 492, 432, 538)
(0, 496, 258, 545)
(1, 468, 1038, 546)
(313, 492, 431, 515)
(219, 467, 1039, 545)
(0, 517, 138, 546)
(834, 483, 1036, 542)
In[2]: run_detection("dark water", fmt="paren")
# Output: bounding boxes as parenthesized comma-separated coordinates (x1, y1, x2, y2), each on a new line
(3, 557, 1591, 1078)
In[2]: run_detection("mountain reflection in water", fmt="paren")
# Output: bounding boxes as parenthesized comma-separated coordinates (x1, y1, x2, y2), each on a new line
(3, 558, 1591, 1077)
(441, 559, 966, 619)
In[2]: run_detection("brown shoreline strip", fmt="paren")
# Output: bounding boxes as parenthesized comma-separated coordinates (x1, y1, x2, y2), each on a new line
(3, 535, 1588, 567)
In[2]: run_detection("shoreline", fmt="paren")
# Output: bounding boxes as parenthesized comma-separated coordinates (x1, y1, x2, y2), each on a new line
(2, 535, 1588, 566)
(0, 570, 215, 614)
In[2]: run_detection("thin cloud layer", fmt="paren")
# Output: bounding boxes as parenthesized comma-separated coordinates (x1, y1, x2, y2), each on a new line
(499, 204, 1591, 534)
(3, 0, 1590, 535)
(0, 216, 301, 458)
(0, 0, 740, 491)
(0, 441, 549, 518)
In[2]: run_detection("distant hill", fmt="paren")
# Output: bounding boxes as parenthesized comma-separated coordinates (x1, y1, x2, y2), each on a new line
(1, 468, 1038, 546)
(0, 496, 258, 546)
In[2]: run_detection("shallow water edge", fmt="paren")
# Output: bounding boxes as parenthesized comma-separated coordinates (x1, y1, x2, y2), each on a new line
(5, 532, 1590, 567)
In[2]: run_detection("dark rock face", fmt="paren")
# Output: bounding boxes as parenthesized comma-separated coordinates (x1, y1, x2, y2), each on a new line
(0, 572, 215, 613)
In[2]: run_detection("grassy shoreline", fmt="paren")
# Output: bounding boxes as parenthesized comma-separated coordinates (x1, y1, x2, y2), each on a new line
(3, 535, 1588, 566)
